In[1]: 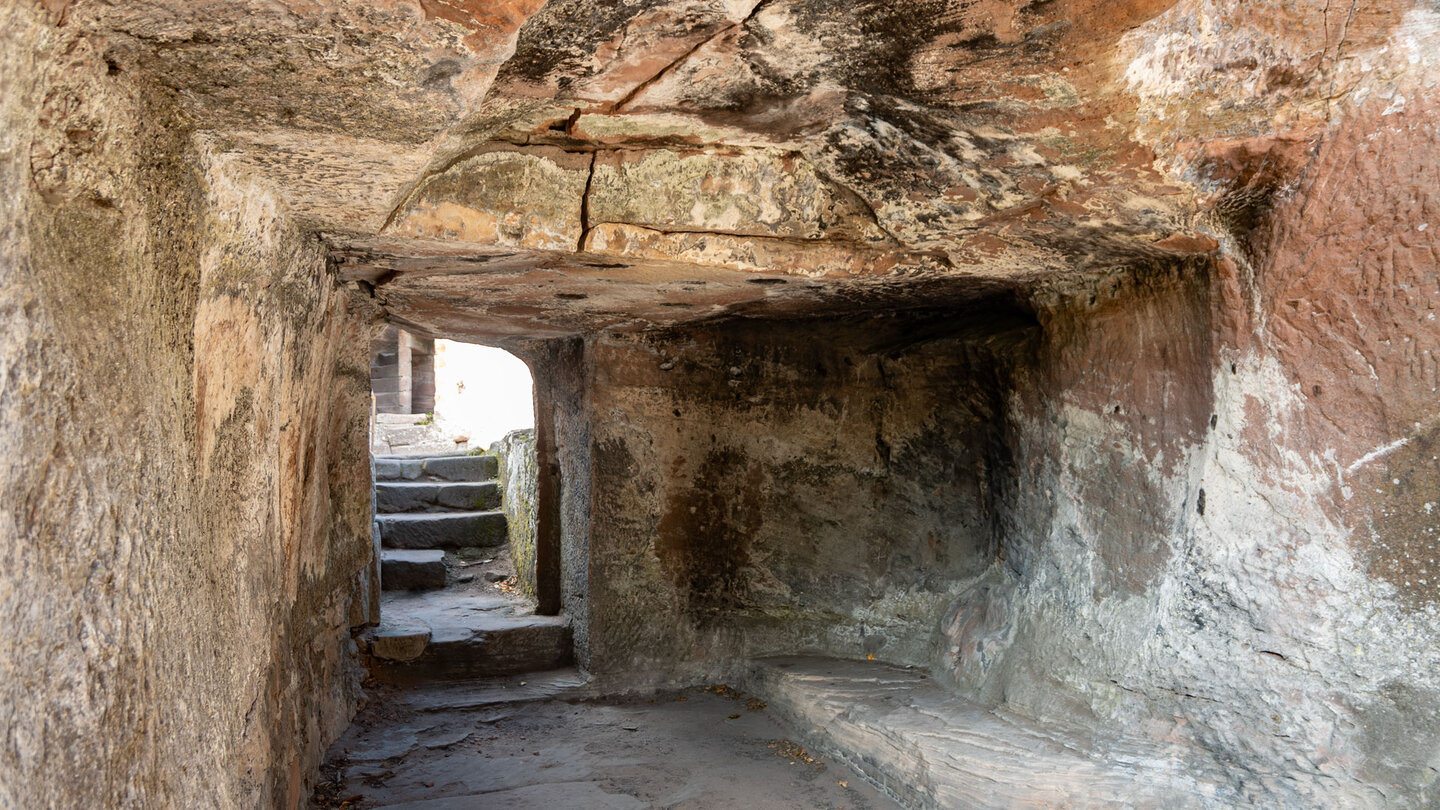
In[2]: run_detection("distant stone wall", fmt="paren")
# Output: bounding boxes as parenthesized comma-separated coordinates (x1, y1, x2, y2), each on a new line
(0, 6, 376, 807)
(579, 313, 1019, 678)
(493, 430, 539, 600)
(370, 326, 435, 415)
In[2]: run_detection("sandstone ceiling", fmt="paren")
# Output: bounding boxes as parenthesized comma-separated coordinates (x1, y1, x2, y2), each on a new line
(67, 0, 1414, 342)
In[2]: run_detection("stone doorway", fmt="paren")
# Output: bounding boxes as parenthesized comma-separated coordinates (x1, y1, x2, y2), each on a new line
(362, 339, 570, 685)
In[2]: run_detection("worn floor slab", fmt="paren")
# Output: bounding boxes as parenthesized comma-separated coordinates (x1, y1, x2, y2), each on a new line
(311, 681, 902, 810)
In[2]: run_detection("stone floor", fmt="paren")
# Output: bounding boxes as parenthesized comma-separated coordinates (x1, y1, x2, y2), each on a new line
(310, 674, 901, 810)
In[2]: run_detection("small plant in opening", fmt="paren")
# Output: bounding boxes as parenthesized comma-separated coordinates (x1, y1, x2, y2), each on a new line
(417, 412, 433, 426)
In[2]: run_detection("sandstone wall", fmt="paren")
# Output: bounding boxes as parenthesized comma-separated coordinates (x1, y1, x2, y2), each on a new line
(934, 5, 1440, 805)
(0, 4, 376, 807)
(578, 313, 1027, 676)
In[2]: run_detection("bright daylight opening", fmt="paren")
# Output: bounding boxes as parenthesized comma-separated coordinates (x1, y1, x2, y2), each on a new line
(431, 340, 535, 451)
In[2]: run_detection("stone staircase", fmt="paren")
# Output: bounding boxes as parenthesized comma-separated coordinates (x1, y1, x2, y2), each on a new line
(363, 452, 572, 685)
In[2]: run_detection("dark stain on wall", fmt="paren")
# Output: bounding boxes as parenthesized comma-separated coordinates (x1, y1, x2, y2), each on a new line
(657, 447, 765, 623)
(581, 304, 1036, 670)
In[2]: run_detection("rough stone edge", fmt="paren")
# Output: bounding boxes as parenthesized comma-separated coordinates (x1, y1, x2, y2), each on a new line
(492, 429, 539, 599)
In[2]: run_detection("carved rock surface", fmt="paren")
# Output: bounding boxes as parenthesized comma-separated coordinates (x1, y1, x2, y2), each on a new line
(3, 0, 1439, 808)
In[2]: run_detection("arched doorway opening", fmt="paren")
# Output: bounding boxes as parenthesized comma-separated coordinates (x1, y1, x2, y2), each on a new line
(366, 331, 569, 682)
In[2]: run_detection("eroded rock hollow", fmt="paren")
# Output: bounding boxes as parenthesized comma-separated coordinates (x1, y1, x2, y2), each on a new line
(2, 0, 1437, 807)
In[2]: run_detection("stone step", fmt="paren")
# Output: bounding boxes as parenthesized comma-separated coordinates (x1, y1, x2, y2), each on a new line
(377, 511, 507, 549)
(373, 439, 472, 457)
(376, 425, 437, 446)
(370, 615, 573, 683)
(380, 549, 447, 591)
(374, 453, 499, 483)
(364, 591, 573, 684)
(375, 412, 431, 425)
(375, 481, 501, 513)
